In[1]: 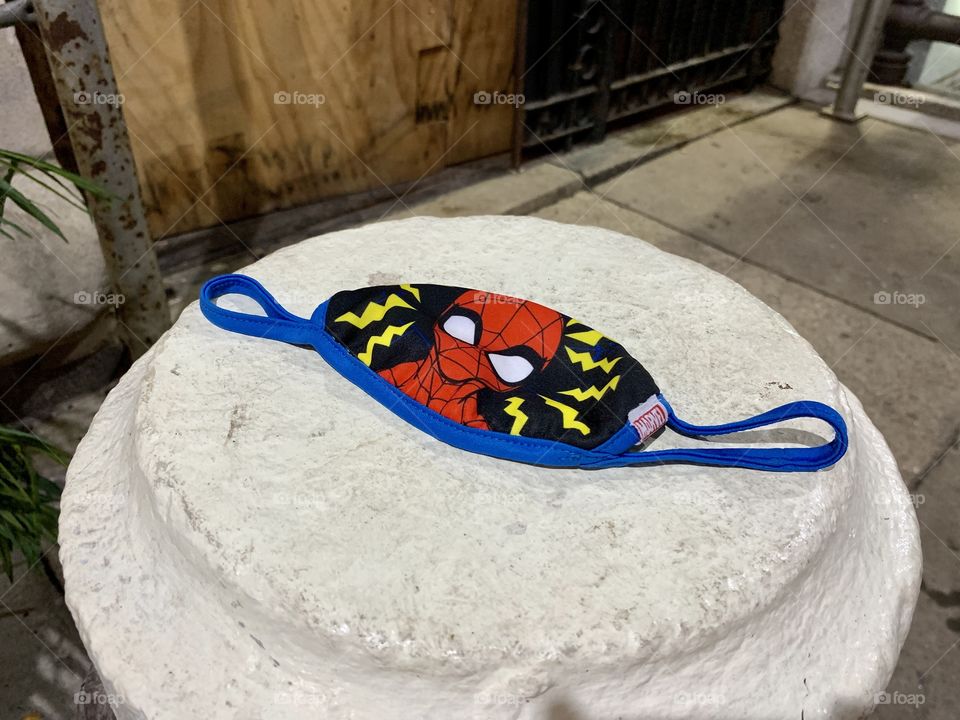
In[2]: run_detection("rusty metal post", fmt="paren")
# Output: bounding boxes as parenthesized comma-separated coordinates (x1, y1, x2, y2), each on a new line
(31, 0, 170, 355)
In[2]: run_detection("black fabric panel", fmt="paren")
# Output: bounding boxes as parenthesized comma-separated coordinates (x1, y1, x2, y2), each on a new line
(476, 331, 659, 448)
(326, 285, 464, 372)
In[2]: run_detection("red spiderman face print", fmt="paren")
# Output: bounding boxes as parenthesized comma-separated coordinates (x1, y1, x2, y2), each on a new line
(378, 290, 564, 429)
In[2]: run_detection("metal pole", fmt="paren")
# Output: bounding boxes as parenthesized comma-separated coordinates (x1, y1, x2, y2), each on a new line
(31, 0, 170, 355)
(0, 0, 34, 26)
(830, 0, 895, 121)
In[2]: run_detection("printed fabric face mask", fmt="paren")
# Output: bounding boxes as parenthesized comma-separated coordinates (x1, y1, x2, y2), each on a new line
(199, 274, 848, 472)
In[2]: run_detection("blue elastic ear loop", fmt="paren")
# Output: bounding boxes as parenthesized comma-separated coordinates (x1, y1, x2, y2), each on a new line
(585, 395, 848, 471)
(199, 274, 315, 345)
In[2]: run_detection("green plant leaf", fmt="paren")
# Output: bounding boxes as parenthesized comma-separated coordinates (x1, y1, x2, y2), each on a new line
(10, 167, 92, 215)
(0, 425, 68, 582)
(0, 426, 68, 463)
(0, 149, 113, 243)
(0, 177, 67, 241)
(0, 150, 112, 199)
(0, 216, 34, 238)
(0, 509, 25, 532)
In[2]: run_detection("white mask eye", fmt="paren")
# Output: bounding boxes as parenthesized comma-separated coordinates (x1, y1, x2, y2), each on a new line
(443, 313, 478, 345)
(488, 353, 534, 384)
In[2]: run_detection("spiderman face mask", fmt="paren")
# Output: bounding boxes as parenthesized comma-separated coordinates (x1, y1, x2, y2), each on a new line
(200, 275, 848, 472)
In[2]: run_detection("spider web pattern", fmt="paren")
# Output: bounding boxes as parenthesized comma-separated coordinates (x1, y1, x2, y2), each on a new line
(379, 291, 564, 428)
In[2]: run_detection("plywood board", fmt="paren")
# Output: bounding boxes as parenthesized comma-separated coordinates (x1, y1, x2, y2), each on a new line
(99, 0, 518, 237)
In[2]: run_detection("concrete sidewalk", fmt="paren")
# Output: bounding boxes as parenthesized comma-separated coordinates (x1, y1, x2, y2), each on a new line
(3, 95, 959, 719)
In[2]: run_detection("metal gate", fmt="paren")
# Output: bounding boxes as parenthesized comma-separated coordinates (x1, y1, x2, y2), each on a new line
(519, 0, 786, 154)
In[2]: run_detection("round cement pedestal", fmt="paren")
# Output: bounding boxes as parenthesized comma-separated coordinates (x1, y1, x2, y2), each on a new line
(60, 216, 921, 719)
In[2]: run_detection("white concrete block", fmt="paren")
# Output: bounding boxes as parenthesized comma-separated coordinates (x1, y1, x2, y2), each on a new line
(60, 216, 921, 719)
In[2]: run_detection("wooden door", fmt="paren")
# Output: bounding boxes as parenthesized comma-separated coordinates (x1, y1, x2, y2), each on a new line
(99, 0, 519, 237)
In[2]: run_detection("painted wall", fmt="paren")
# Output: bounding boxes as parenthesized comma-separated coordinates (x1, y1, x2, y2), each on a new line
(770, 0, 861, 103)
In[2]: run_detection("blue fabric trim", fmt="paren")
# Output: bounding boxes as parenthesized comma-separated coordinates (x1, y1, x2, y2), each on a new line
(591, 420, 644, 456)
(200, 274, 849, 473)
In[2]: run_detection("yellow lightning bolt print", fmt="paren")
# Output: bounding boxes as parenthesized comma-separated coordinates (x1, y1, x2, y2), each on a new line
(558, 376, 621, 402)
(565, 327, 605, 346)
(503, 397, 528, 435)
(400, 284, 421, 301)
(334, 294, 413, 329)
(358, 322, 414, 365)
(564, 346, 621, 373)
(540, 396, 590, 436)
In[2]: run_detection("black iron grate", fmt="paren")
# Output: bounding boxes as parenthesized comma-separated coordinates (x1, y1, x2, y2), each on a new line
(520, 0, 785, 152)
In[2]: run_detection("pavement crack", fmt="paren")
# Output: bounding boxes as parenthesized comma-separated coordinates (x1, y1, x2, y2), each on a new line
(911, 425, 960, 492)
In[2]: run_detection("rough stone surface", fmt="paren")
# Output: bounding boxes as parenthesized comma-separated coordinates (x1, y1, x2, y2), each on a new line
(0, 167, 111, 365)
(0, 29, 52, 156)
(60, 216, 920, 719)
